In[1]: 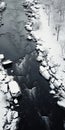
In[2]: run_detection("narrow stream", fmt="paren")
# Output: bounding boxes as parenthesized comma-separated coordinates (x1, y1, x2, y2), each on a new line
(0, 0, 65, 130)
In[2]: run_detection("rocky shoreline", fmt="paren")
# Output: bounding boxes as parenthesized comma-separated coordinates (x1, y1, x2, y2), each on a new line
(23, 0, 65, 108)
(0, 54, 21, 130)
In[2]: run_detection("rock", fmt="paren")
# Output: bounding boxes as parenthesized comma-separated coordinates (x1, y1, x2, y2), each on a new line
(0, 54, 4, 60)
(51, 67, 56, 74)
(37, 55, 43, 62)
(53, 80, 61, 88)
(25, 24, 32, 31)
(50, 90, 55, 94)
(40, 66, 50, 80)
(7, 109, 12, 123)
(27, 35, 32, 40)
(4, 124, 11, 130)
(50, 83, 55, 89)
(13, 111, 18, 119)
(0, 2, 7, 12)
(14, 99, 18, 104)
(57, 99, 65, 108)
(41, 60, 47, 67)
(8, 80, 21, 95)
(2, 60, 13, 68)
(50, 77, 55, 83)
(10, 118, 18, 130)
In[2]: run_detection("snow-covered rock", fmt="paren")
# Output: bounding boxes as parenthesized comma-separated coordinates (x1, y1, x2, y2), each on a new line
(50, 83, 55, 89)
(27, 35, 32, 40)
(7, 109, 12, 123)
(2, 60, 13, 66)
(57, 99, 65, 108)
(40, 66, 50, 80)
(50, 90, 55, 95)
(25, 24, 32, 31)
(14, 99, 18, 104)
(53, 80, 61, 88)
(8, 81, 20, 95)
(41, 60, 47, 67)
(0, 2, 6, 11)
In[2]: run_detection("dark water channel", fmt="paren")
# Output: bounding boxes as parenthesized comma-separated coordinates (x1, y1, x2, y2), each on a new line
(0, 0, 65, 130)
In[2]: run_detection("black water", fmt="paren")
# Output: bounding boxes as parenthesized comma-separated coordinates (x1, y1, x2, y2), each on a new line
(0, 0, 65, 130)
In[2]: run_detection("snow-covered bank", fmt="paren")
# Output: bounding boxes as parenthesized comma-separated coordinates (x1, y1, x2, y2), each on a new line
(23, 0, 65, 108)
(0, 54, 21, 130)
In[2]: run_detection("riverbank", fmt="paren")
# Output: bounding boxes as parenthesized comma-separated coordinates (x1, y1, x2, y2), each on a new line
(0, 54, 21, 130)
(23, 0, 65, 109)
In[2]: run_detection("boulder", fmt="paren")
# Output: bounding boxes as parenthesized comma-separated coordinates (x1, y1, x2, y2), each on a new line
(2, 60, 13, 68)
(0, 2, 7, 12)
(8, 80, 21, 96)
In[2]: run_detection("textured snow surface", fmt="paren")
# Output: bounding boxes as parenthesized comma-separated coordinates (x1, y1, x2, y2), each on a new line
(24, 0, 65, 108)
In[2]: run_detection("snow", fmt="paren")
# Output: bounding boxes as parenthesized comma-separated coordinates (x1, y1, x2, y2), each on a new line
(24, 0, 65, 108)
